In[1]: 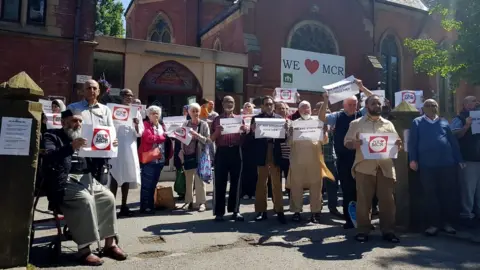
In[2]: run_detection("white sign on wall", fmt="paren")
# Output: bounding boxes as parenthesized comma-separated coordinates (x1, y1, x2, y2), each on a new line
(281, 47, 345, 92)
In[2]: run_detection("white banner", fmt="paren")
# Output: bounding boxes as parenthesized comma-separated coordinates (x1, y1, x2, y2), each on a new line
(107, 103, 138, 127)
(168, 126, 193, 145)
(394, 90, 423, 109)
(323, 76, 359, 104)
(359, 133, 399, 160)
(220, 117, 242, 135)
(163, 116, 186, 132)
(292, 119, 324, 141)
(241, 114, 255, 127)
(470, 111, 480, 134)
(78, 124, 118, 158)
(131, 104, 147, 119)
(274, 88, 297, 103)
(45, 113, 62, 129)
(281, 47, 345, 91)
(254, 118, 286, 139)
(360, 90, 385, 107)
(39, 99, 52, 113)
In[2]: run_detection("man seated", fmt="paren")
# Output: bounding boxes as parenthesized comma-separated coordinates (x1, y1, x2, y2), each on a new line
(42, 109, 127, 266)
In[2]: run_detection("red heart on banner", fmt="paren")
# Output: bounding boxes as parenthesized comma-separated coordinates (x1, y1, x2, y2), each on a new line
(305, 59, 319, 74)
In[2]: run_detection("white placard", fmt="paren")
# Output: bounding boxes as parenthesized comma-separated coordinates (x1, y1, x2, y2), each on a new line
(394, 90, 423, 109)
(361, 90, 386, 107)
(292, 119, 324, 141)
(359, 133, 399, 159)
(253, 108, 261, 114)
(0, 117, 32, 156)
(403, 129, 409, 152)
(241, 114, 255, 127)
(281, 47, 345, 91)
(107, 103, 137, 127)
(323, 76, 359, 104)
(470, 111, 480, 134)
(163, 116, 186, 132)
(254, 118, 286, 139)
(76, 74, 92, 83)
(168, 126, 193, 145)
(274, 88, 297, 103)
(220, 117, 242, 135)
(78, 124, 118, 158)
(45, 113, 62, 129)
(39, 99, 52, 113)
(131, 104, 147, 119)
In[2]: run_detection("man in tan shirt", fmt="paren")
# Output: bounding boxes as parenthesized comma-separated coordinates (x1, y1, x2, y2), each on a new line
(344, 95, 401, 243)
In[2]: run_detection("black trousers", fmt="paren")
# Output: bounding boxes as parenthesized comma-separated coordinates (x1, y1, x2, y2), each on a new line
(337, 154, 356, 225)
(324, 161, 339, 210)
(213, 146, 242, 216)
(241, 145, 257, 197)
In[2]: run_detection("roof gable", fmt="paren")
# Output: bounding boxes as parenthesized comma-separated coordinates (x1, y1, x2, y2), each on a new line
(383, 0, 429, 11)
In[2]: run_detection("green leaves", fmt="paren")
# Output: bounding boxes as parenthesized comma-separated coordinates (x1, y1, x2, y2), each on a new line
(95, 0, 125, 38)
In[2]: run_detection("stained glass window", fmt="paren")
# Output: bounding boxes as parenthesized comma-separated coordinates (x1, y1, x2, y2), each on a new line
(288, 22, 338, 55)
(149, 17, 172, 43)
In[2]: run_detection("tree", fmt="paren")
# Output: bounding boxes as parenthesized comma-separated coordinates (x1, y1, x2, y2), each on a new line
(404, 0, 480, 87)
(96, 0, 125, 37)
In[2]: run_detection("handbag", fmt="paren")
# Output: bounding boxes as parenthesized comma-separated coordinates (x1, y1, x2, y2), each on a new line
(197, 143, 212, 183)
(141, 147, 162, 164)
(174, 169, 186, 196)
(183, 124, 200, 170)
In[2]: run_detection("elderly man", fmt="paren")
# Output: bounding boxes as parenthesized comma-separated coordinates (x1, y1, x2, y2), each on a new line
(450, 96, 480, 226)
(409, 99, 463, 235)
(109, 89, 144, 217)
(250, 96, 287, 224)
(288, 99, 334, 223)
(211, 96, 248, 221)
(344, 95, 401, 243)
(320, 79, 373, 229)
(42, 110, 126, 266)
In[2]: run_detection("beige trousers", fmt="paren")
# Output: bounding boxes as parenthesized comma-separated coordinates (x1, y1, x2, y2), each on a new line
(185, 169, 207, 205)
(290, 179, 323, 213)
(255, 144, 284, 213)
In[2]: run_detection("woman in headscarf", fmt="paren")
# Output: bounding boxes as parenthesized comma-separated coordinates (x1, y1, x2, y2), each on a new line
(52, 99, 66, 113)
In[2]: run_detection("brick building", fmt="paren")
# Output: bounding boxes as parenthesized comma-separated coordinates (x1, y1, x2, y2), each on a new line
(0, 0, 96, 102)
(125, 0, 462, 115)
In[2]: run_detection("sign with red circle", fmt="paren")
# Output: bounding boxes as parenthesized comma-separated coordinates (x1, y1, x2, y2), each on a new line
(112, 106, 130, 121)
(91, 128, 111, 151)
(368, 135, 388, 153)
(401, 91, 416, 104)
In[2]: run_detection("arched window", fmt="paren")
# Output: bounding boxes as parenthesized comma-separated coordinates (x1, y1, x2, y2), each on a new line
(287, 20, 339, 55)
(380, 34, 401, 102)
(148, 15, 172, 43)
(213, 38, 222, 51)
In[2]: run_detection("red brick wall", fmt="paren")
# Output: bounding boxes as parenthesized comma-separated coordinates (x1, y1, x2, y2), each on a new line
(55, 0, 96, 40)
(201, 16, 244, 52)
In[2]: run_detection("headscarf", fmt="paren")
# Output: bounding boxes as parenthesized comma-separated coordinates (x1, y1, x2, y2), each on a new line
(52, 99, 66, 112)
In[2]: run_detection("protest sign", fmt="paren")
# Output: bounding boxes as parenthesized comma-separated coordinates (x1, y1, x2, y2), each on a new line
(323, 76, 359, 104)
(168, 126, 193, 145)
(361, 90, 385, 107)
(292, 119, 324, 141)
(359, 133, 398, 159)
(79, 124, 118, 158)
(241, 114, 255, 127)
(274, 88, 297, 103)
(470, 111, 480, 134)
(131, 104, 147, 119)
(220, 117, 242, 135)
(163, 116, 186, 132)
(253, 108, 261, 114)
(45, 113, 62, 129)
(39, 99, 52, 113)
(107, 103, 137, 127)
(394, 90, 423, 109)
(254, 118, 286, 139)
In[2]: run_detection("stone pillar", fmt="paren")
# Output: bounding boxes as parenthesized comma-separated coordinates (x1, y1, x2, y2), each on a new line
(0, 72, 43, 268)
(390, 101, 421, 231)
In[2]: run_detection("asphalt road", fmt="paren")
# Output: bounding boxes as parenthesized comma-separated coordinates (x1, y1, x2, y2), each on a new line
(29, 171, 480, 270)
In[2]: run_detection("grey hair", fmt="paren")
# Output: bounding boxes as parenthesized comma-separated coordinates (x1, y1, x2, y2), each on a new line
(299, 100, 311, 108)
(146, 105, 162, 116)
(188, 102, 201, 112)
(343, 96, 358, 104)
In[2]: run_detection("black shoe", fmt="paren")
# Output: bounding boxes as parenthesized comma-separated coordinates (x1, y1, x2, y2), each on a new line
(310, 213, 321, 224)
(343, 222, 355, 229)
(231, 213, 244, 222)
(277, 212, 287, 224)
(214, 215, 224, 222)
(382, 233, 400, 243)
(292, 212, 301, 222)
(329, 208, 343, 218)
(118, 206, 134, 217)
(255, 212, 267, 221)
(355, 233, 369, 243)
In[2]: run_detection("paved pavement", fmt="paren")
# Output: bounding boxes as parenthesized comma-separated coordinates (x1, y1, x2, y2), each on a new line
(29, 171, 480, 270)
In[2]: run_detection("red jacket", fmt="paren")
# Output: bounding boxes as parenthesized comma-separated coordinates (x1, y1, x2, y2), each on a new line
(138, 120, 174, 162)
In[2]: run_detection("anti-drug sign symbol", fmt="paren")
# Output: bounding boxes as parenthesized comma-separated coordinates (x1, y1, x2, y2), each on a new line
(113, 106, 130, 121)
(52, 114, 62, 126)
(174, 127, 187, 139)
(401, 91, 416, 104)
(368, 136, 388, 153)
(280, 90, 291, 100)
(92, 128, 111, 151)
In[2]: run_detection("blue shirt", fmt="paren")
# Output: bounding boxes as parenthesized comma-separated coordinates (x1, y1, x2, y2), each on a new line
(326, 107, 366, 127)
(408, 116, 463, 168)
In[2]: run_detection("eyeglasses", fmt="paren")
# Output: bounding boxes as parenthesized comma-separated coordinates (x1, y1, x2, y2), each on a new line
(125, 94, 134, 97)
(424, 104, 438, 108)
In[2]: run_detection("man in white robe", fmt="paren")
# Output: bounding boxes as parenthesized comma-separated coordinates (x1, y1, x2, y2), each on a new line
(109, 89, 144, 216)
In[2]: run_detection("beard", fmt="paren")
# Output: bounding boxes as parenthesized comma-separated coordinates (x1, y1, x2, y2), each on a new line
(65, 127, 82, 140)
(300, 114, 311, 120)
(367, 108, 381, 116)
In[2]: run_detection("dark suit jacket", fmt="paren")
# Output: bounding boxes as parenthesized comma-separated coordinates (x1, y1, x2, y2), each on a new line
(248, 112, 286, 167)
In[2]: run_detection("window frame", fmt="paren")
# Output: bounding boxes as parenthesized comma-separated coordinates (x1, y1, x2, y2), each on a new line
(26, 0, 46, 25)
(380, 34, 401, 103)
(0, 0, 22, 22)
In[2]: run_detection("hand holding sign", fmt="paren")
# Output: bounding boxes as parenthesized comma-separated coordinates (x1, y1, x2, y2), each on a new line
(359, 133, 398, 159)
(72, 138, 87, 150)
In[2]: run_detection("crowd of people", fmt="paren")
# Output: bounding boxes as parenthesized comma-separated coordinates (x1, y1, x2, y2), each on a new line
(38, 78, 479, 266)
